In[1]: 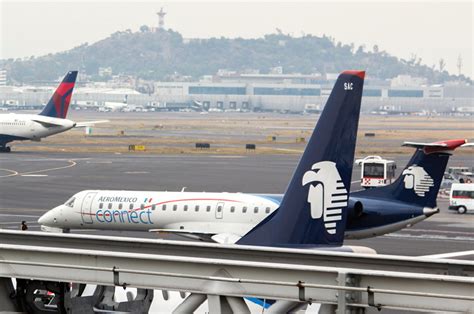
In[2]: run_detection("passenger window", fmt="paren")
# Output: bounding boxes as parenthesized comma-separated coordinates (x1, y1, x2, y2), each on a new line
(152, 204, 156, 211)
(99, 203, 103, 209)
(242, 206, 247, 213)
(129, 204, 134, 210)
(162, 204, 166, 211)
(140, 204, 145, 210)
(265, 207, 271, 214)
(217, 205, 223, 212)
(108, 203, 112, 209)
(184, 205, 188, 211)
(118, 203, 123, 210)
(195, 205, 199, 212)
(254, 207, 259, 213)
(173, 205, 177, 211)
(206, 206, 211, 212)
(230, 206, 235, 213)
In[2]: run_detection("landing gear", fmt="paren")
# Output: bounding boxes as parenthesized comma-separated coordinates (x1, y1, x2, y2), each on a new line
(0, 146, 11, 153)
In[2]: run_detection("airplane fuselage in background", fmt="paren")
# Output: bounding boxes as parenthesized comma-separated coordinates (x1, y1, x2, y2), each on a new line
(0, 113, 76, 145)
(39, 189, 436, 240)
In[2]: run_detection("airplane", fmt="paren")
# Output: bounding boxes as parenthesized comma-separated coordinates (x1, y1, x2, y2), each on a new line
(0, 71, 108, 152)
(37, 70, 361, 246)
(38, 70, 454, 245)
(37, 136, 466, 241)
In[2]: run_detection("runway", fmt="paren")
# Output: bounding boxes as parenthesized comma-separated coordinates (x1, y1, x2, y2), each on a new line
(0, 151, 473, 259)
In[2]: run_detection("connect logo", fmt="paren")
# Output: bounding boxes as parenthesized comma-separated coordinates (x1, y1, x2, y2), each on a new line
(302, 161, 348, 234)
(402, 165, 434, 197)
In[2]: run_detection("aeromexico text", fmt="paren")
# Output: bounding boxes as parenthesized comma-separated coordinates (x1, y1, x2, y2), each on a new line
(98, 196, 138, 203)
(96, 196, 152, 225)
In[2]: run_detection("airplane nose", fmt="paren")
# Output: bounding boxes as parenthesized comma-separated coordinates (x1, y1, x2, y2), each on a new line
(38, 207, 59, 226)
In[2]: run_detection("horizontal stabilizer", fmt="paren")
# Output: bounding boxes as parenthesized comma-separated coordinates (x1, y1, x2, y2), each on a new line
(31, 119, 63, 128)
(402, 139, 467, 154)
(74, 120, 110, 128)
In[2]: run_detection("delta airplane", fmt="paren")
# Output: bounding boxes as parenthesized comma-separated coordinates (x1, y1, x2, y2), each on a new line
(38, 71, 461, 245)
(0, 71, 107, 152)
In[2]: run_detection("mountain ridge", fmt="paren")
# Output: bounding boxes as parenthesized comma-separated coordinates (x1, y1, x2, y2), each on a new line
(1, 28, 470, 84)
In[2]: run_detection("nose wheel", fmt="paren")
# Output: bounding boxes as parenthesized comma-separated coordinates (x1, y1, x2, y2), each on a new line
(0, 146, 11, 153)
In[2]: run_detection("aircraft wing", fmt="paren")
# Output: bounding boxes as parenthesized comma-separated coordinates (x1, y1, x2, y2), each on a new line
(148, 229, 241, 244)
(74, 120, 110, 128)
(149, 229, 217, 242)
(32, 119, 63, 128)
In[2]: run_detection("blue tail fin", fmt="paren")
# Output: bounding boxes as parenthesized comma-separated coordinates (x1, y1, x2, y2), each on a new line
(352, 139, 466, 208)
(237, 71, 365, 248)
(39, 71, 78, 118)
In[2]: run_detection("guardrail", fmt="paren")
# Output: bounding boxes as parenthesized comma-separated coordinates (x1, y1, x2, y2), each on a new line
(0, 230, 473, 312)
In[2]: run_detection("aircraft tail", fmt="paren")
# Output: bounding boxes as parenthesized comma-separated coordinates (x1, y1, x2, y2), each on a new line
(237, 70, 365, 248)
(352, 139, 467, 208)
(39, 71, 78, 118)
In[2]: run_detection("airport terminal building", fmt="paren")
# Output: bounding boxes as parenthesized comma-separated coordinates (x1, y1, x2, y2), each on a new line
(0, 73, 472, 114)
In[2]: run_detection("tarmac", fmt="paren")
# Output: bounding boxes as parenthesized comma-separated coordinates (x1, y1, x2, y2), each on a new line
(0, 151, 473, 259)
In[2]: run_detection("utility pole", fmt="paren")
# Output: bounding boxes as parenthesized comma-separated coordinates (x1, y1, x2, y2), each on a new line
(456, 54, 463, 76)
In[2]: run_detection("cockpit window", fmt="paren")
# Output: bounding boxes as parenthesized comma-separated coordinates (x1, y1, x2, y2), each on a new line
(65, 197, 75, 208)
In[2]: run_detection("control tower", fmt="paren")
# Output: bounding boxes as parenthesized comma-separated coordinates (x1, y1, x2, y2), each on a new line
(157, 7, 166, 29)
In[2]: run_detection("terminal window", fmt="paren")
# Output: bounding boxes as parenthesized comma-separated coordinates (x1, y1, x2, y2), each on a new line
(254, 87, 320, 96)
(388, 89, 423, 97)
(189, 86, 246, 95)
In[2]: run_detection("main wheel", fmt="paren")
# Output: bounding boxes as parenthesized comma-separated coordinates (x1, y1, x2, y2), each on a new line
(458, 206, 467, 214)
(5, 146, 11, 153)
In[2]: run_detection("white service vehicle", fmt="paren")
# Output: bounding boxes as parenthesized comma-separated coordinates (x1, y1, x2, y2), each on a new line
(355, 156, 397, 188)
(449, 183, 474, 214)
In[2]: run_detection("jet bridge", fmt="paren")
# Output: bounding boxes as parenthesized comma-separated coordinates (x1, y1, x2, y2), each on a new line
(0, 230, 472, 313)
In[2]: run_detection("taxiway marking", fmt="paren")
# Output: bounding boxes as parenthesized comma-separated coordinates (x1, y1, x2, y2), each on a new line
(0, 169, 19, 178)
(0, 159, 77, 178)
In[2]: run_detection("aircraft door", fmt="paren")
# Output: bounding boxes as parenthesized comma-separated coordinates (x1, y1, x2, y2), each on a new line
(215, 202, 224, 219)
(81, 192, 97, 224)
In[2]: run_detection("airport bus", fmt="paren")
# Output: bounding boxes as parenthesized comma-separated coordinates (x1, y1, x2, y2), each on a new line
(449, 183, 474, 214)
(355, 156, 397, 188)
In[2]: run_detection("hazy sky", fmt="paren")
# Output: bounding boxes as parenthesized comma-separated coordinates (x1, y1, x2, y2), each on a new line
(1, 0, 472, 78)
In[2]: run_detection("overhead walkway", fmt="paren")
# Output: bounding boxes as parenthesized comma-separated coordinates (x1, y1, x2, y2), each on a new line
(0, 230, 472, 313)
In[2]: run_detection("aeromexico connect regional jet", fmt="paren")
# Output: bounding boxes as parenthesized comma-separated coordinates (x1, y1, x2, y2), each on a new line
(0, 71, 107, 152)
(38, 71, 465, 247)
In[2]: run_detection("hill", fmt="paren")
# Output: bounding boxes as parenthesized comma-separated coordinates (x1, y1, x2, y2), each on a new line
(1, 29, 469, 84)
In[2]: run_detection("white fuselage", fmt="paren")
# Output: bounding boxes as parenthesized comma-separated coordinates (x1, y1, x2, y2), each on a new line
(39, 190, 280, 236)
(0, 113, 75, 144)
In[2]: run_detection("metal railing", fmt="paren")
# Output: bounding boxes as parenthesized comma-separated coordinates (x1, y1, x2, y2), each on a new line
(0, 230, 472, 312)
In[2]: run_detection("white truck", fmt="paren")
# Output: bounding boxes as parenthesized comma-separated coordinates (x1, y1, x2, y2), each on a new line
(449, 183, 474, 214)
